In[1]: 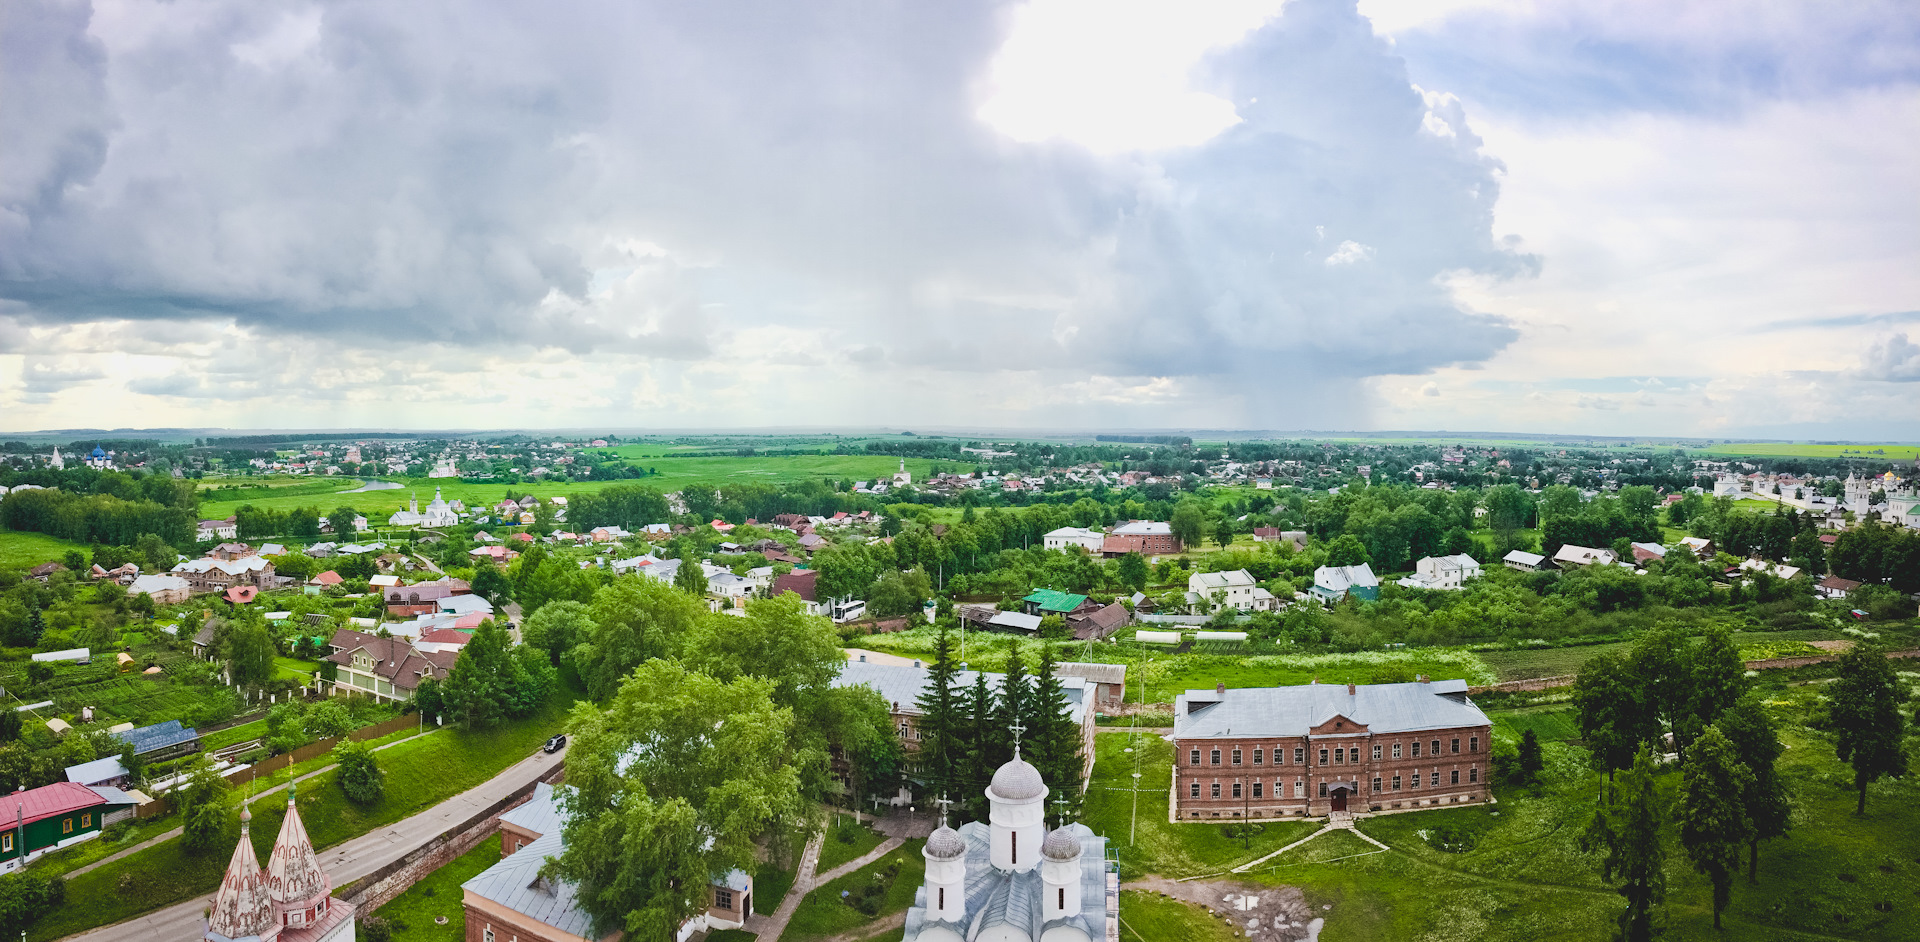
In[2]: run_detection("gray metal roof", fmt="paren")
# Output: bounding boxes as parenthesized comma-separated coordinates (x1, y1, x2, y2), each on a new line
(65, 756, 128, 785)
(461, 831, 595, 938)
(1056, 661, 1126, 686)
(499, 782, 566, 841)
(1173, 680, 1487, 739)
(901, 821, 1108, 942)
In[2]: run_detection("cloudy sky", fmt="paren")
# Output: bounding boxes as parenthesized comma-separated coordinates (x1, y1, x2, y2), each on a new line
(2, 0, 1916, 437)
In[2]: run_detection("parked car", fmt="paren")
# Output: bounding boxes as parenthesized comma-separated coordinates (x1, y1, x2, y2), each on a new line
(544, 734, 567, 754)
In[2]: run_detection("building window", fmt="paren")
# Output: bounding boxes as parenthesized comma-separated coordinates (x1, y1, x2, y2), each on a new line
(1372, 744, 1382, 760)
(484, 929, 495, 942)
(1012, 831, 1018, 864)
(1210, 748, 1221, 765)
(1470, 766, 1479, 783)
(1470, 736, 1479, 753)
(63, 818, 73, 834)
(1252, 781, 1263, 798)
(1232, 748, 1242, 766)
(1393, 742, 1403, 759)
(1334, 747, 1345, 764)
(81, 813, 91, 828)
(1318, 782, 1327, 798)
(1059, 888, 1066, 910)
(1293, 747, 1305, 764)
(1190, 781, 1200, 798)
(1318, 748, 1328, 766)
(1232, 782, 1242, 799)
(1392, 775, 1401, 790)
(1451, 769, 1460, 785)
(2, 834, 10, 852)
(1432, 740, 1442, 756)
(1372, 777, 1382, 793)
(1253, 748, 1264, 765)
(1191, 748, 1201, 766)
(939, 888, 946, 909)
(1211, 782, 1221, 799)
(516, 840, 524, 852)
(717, 889, 734, 910)
(1411, 741, 1421, 758)
(1451, 738, 1461, 755)
(1411, 772, 1421, 788)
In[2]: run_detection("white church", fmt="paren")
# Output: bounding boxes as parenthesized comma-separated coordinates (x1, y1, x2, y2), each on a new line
(387, 488, 459, 528)
(901, 749, 1115, 942)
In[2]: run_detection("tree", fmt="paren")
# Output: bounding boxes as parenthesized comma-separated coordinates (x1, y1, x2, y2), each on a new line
(1324, 534, 1370, 567)
(522, 600, 592, 665)
(1626, 625, 1689, 746)
(1716, 700, 1791, 881)
(1115, 552, 1148, 592)
(551, 662, 809, 940)
(672, 556, 709, 596)
(333, 740, 385, 805)
(443, 620, 517, 730)
(1581, 748, 1665, 942)
(1517, 729, 1545, 784)
(1212, 517, 1235, 550)
(412, 675, 445, 724)
(328, 506, 359, 538)
(1682, 626, 1747, 756)
(303, 699, 353, 740)
(1170, 499, 1210, 549)
(1026, 646, 1082, 817)
(136, 532, 177, 571)
(0, 710, 20, 744)
(1572, 652, 1658, 784)
(995, 641, 1031, 768)
(1678, 727, 1754, 929)
(866, 569, 931, 619)
(470, 565, 512, 605)
(178, 757, 233, 855)
(683, 593, 842, 712)
(911, 625, 964, 800)
(1828, 645, 1909, 815)
(0, 870, 66, 938)
(227, 621, 276, 691)
(814, 683, 901, 809)
(569, 577, 706, 701)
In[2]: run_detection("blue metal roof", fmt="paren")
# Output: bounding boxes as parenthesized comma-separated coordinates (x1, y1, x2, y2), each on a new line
(115, 720, 200, 755)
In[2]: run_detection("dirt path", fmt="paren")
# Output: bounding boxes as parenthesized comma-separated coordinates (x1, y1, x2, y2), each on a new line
(749, 830, 906, 942)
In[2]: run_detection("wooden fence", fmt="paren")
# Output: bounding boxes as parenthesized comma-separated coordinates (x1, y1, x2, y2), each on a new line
(137, 711, 424, 818)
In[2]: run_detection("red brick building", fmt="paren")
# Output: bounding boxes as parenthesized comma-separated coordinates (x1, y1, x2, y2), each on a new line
(1170, 678, 1493, 819)
(1099, 520, 1182, 557)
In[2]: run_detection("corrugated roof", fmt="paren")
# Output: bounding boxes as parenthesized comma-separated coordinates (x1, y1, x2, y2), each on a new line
(115, 720, 200, 756)
(461, 831, 595, 937)
(64, 756, 128, 785)
(499, 782, 567, 841)
(10, 781, 105, 826)
(1057, 662, 1126, 686)
(1022, 589, 1087, 613)
(1173, 680, 1487, 739)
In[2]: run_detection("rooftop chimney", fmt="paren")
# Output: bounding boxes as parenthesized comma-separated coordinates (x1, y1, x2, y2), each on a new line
(1215, 682, 1225, 696)
(1347, 682, 1356, 695)
(1418, 674, 1429, 684)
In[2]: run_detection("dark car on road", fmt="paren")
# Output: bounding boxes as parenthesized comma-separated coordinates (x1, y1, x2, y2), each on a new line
(544, 734, 566, 754)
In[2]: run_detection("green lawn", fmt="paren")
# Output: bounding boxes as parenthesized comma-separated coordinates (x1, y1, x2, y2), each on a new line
(32, 813, 186, 877)
(1476, 643, 1630, 681)
(783, 839, 927, 942)
(28, 695, 576, 941)
(274, 655, 323, 684)
(202, 717, 271, 750)
(1116, 890, 1242, 942)
(1700, 442, 1920, 461)
(0, 529, 89, 570)
(817, 819, 887, 873)
(1084, 731, 1321, 878)
(374, 834, 503, 941)
(1208, 690, 1920, 941)
(1488, 707, 1581, 743)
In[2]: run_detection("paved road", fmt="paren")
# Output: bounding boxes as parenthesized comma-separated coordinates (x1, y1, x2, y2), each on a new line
(61, 742, 567, 942)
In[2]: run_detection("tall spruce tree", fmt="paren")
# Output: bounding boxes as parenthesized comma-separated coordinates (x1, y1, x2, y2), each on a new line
(1716, 700, 1791, 882)
(1679, 727, 1755, 929)
(912, 626, 964, 800)
(1582, 747, 1666, 942)
(995, 641, 1032, 764)
(961, 670, 998, 822)
(1028, 646, 1083, 817)
(1828, 645, 1909, 815)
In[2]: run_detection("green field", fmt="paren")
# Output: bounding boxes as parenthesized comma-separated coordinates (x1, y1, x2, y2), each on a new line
(0, 529, 89, 569)
(1701, 442, 1920, 461)
(374, 834, 503, 941)
(605, 452, 969, 489)
(1489, 707, 1581, 743)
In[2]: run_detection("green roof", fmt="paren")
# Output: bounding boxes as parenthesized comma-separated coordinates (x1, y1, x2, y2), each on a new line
(1023, 589, 1088, 613)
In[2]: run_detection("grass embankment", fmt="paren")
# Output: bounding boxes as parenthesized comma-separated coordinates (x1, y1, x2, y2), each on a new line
(374, 834, 503, 941)
(784, 839, 926, 942)
(28, 698, 574, 941)
(817, 819, 887, 873)
(0, 529, 89, 569)
(1116, 890, 1243, 942)
(1475, 627, 1852, 682)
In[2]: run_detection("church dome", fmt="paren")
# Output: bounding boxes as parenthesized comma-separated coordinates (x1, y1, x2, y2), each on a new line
(988, 756, 1047, 801)
(925, 825, 967, 860)
(1042, 827, 1082, 861)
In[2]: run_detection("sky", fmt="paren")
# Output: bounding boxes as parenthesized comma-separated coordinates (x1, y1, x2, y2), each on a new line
(2, 0, 1916, 437)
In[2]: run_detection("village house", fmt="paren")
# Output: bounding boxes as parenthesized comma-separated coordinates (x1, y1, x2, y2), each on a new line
(1311, 564, 1379, 603)
(1066, 601, 1131, 641)
(1816, 575, 1863, 599)
(1170, 678, 1493, 820)
(323, 628, 458, 704)
(1100, 520, 1181, 557)
(1551, 545, 1618, 568)
(1502, 549, 1545, 572)
(1042, 526, 1106, 553)
(172, 554, 277, 595)
(196, 518, 239, 542)
(0, 781, 139, 873)
(1056, 662, 1127, 709)
(1187, 569, 1278, 611)
(1400, 554, 1482, 591)
(129, 573, 192, 605)
(1252, 528, 1309, 551)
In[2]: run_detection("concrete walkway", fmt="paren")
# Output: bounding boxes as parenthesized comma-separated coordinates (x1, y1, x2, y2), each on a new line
(1230, 813, 1387, 874)
(59, 736, 565, 942)
(748, 828, 907, 942)
(64, 725, 442, 878)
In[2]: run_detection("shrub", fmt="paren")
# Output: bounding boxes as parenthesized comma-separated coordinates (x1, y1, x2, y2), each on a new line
(333, 740, 385, 805)
(359, 915, 393, 942)
(0, 870, 66, 936)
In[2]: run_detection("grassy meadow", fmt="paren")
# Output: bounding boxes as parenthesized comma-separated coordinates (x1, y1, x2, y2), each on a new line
(373, 834, 503, 942)
(1700, 442, 1920, 461)
(0, 529, 89, 569)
